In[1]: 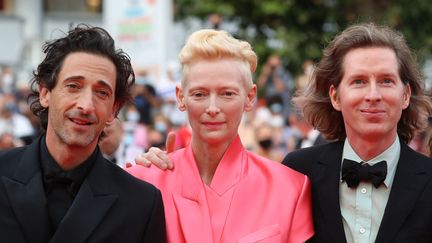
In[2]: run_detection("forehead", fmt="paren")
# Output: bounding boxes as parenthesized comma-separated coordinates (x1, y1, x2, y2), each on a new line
(183, 59, 249, 89)
(342, 47, 399, 75)
(58, 52, 116, 85)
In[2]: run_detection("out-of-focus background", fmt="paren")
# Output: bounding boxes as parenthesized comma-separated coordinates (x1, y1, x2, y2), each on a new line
(0, 0, 431, 163)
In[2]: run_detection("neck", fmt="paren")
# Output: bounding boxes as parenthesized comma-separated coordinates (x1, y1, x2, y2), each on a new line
(45, 133, 97, 171)
(191, 137, 231, 185)
(347, 133, 397, 161)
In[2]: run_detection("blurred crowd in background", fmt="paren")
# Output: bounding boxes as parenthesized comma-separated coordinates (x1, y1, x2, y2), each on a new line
(1, 51, 431, 165)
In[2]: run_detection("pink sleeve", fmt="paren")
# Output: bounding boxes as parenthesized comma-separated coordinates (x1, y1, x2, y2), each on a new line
(288, 175, 314, 242)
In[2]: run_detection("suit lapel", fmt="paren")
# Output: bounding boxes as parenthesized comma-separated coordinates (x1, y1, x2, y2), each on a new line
(376, 142, 431, 243)
(1, 137, 51, 243)
(311, 142, 347, 243)
(171, 144, 213, 242)
(173, 194, 213, 243)
(51, 154, 117, 243)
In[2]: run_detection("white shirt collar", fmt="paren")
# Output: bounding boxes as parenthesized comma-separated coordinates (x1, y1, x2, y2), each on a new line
(341, 136, 400, 187)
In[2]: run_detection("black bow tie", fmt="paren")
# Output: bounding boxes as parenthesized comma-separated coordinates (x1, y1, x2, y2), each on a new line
(341, 159, 387, 188)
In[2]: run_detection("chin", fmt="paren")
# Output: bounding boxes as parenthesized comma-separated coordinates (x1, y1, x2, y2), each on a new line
(62, 134, 97, 147)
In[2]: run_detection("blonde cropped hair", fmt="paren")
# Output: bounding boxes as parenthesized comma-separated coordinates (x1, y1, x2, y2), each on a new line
(179, 29, 257, 88)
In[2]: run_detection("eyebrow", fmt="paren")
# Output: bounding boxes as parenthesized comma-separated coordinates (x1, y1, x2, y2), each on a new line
(63, 75, 114, 93)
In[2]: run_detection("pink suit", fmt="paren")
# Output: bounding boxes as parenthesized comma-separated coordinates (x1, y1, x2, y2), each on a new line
(128, 136, 313, 243)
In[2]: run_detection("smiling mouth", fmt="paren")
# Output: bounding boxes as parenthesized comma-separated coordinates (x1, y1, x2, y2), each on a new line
(70, 118, 93, 126)
(203, 122, 224, 125)
(360, 109, 385, 114)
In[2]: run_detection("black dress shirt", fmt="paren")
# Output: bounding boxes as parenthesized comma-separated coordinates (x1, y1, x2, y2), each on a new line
(40, 137, 96, 231)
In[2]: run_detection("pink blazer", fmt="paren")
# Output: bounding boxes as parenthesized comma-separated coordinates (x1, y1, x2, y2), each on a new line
(128, 136, 313, 243)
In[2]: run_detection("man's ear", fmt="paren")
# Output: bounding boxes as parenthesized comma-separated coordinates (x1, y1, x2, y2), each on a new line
(176, 85, 186, 111)
(108, 102, 120, 122)
(402, 83, 411, 109)
(245, 84, 257, 112)
(329, 84, 341, 111)
(39, 86, 50, 108)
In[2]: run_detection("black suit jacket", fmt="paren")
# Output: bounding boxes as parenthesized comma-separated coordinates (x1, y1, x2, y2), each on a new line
(283, 140, 432, 243)
(0, 136, 166, 243)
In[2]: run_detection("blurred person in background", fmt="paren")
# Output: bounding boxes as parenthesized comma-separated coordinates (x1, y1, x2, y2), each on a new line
(253, 122, 285, 162)
(118, 104, 149, 165)
(208, 13, 223, 30)
(0, 132, 23, 149)
(132, 76, 161, 126)
(1, 66, 16, 94)
(157, 61, 188, 130)
(288, 111, 328, 150)
(129, 29, 313, 243)
(295, 60, 315, 92)
(257, 54, 294, 118)
(0, 93, 35, 145)
(99, 118, 124, 165)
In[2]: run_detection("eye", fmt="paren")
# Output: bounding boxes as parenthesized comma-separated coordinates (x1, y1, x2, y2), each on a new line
(191, 91, 206, 98)
(381, 78, 394, 85)
(96, 89, 110, 98)
(353, 79, 364, 85)
(223, 91, 235, 97)
(65, 82, 80, 90)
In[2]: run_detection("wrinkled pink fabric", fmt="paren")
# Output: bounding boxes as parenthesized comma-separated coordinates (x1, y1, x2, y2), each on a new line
(128, 136, 314, 243)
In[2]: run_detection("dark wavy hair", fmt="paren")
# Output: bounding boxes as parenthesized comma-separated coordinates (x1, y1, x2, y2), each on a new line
(294, 22, 432, 143)
(28, 24, 135, 130)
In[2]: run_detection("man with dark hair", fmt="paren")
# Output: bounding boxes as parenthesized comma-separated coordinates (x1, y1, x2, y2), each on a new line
(0, 25, 166, 243)
(283, 23, 432, 243)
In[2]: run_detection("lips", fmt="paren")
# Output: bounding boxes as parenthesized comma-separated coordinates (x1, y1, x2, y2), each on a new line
(360, 108, 385, 114)
(202, 121, 225, 128)
(202, 121, 225, 125)
(70, 117, 93, 126)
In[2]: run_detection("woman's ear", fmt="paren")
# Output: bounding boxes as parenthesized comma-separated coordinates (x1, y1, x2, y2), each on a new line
(176, 84, 186, 111)
(245, 84, 257, 112)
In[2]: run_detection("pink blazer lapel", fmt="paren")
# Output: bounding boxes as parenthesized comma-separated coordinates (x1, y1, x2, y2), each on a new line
(210, 135, 247, 195)
(171, 145, 214, 242)
(171, 135, 247, 242)
(172, 193, 213, 242)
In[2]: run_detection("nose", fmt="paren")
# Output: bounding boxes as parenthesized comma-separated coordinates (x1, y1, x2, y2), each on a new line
(77, 89, 95, 114)
(205, 95, 220, 116)
(365, 82, 382, 102)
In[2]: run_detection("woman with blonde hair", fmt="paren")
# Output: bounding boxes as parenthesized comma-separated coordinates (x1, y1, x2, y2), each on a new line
(128, 29, 313, 243)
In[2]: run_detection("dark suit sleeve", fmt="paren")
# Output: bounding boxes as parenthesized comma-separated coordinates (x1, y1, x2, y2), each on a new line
(141, 189, 166, 243)
(282, 153, 291, 166)
(282, 152, 302, 172)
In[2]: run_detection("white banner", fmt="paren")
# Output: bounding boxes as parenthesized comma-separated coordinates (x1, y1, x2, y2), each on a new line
(104, 0, 172, 82)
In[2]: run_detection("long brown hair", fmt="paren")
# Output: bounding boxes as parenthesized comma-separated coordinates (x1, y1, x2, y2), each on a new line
(293, 22, 432, 143)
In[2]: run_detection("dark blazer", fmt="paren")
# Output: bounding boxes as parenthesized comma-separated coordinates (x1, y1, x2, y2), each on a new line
(283, 140, 432, 243)
(0, 136, 166, 243)
(295, 132, 328, 150)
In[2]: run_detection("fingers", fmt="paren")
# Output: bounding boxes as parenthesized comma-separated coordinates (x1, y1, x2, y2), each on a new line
(133, 155, 152, 167)
(166, 131, 176, 154)
(134, 147, 173, 170)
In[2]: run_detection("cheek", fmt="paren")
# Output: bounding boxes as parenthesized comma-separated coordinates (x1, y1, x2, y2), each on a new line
(227, 103, 245, 121)
(97, 101, 116, 120)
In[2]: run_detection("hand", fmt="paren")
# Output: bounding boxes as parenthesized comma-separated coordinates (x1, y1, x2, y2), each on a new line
(133, 131, 176, 170)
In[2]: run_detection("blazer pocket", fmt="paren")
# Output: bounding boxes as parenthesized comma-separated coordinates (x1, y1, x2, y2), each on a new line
(238, 224, 281, 243)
